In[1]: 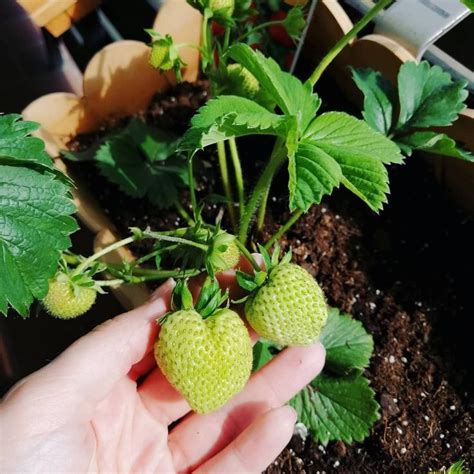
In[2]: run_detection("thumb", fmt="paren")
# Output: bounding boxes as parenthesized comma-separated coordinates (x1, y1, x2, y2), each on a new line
(3, 279, 175, 420)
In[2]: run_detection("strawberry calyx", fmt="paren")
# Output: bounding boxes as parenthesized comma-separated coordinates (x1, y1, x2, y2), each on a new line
(161, 278, 229, 324)
(235, 242, 292, 300)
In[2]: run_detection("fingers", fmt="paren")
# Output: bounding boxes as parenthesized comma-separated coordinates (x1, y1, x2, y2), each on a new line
(170, 342, 325, 472)
(7, 279, 175, 417)
(194, 406, 296, 474)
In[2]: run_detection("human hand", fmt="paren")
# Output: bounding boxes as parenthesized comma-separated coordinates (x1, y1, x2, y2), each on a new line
(0, 270, 325, 473)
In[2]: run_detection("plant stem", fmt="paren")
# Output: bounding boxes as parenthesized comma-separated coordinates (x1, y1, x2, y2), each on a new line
(73, 236, 136, 276)
(237, 20, 284, 43)
(256, 185, 271, 231)
(239, 138, 286, 244)
(133, 268, 202, 282)
(223, 26, 231, 53)
(217, 141, 237, 230)
(264, 209, 303, 249)
(188, 155, 198, 219)
(234, 239, 261, 272)
(174, 201, 195, 225)
(228, 137, 245, 217)
(143, 231, 209, 252)
(95, 279, 124, 287)
(308, 0, 393, 87)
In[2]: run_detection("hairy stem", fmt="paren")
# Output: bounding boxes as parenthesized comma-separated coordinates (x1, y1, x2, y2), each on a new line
(264, 209, 303, 249)
(256, 184, 271, 231)
(132, 268, 202, 282)
(217, 141, 237, 230)
(228, 137, 245, 218)
(234, 239, 261, 272)
(239, 138, 287, 244)
(143, 231, 209, 251)
(94, 279, 124, 287)
(73, 236, 136, 276)
(308, 0, 393, 87)
(188, 156, 198, 220)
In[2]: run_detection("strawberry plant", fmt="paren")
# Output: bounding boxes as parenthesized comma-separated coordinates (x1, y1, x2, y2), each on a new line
(1, 0, 471, 442)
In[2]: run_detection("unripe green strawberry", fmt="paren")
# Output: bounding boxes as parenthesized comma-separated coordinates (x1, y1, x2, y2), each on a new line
(227, 64, 260, 98)
(43, 278, 96, 319)
(149, 39, 174, 70)
(209, 0, 234, 19)
(209, 231, 240, 272)
(155, 308, 252, 413)
(245, 263, 327, 346)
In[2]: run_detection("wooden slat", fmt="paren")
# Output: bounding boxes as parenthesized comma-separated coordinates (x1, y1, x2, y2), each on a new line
(18, 0, 77, 27)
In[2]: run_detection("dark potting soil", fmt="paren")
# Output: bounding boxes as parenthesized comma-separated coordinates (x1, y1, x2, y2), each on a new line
(67, 82, 473, 472)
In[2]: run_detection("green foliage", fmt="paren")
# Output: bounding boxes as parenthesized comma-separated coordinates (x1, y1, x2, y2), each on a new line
(254, 307, 380, 445)
(290, 373, 380, 445)
(352, 61, 471, 161)
(179, 95, 293, 150)
(64, 119, 188, 209)
(320, 307, 373, 375)
(0, 115, 78, 317)
(397, 132, 473, 162)
(396, 61, 468, 130)
(294, 112, 403, 212)
(351, 68, 395, 135)
(461, 0, 474, 11)
(228, 43, 321, 130)
(186, 45, 403, 217)
(282, 7, 306, 39)
(288, 309, 379, 445)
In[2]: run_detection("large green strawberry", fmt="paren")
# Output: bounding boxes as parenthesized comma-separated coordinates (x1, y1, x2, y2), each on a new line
(43, 274, 96, 319)
(155, 307, 252, 413)
(245, 263, 328, 346)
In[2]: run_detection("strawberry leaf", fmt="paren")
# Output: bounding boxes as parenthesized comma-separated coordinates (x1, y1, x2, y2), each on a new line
(0, 115, 78, 317)
(351, 68, 396, 135)
(288, 141, 342, 211)
(228, 43, 321, 130)
(290, 373, 380, 445)
(396, 61, 468, 131)
(91, 121, 187, 209)
(320, 307, 374, 375)
(300, 112, 403, 212)
(179, 95, 293, 150)
(397, 131, 473, 162)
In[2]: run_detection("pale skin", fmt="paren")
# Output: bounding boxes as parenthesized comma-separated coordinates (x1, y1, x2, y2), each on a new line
(0, 264, 325, 473)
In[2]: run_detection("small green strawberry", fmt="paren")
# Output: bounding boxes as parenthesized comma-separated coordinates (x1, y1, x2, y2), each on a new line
(154, 280, 252, 413)
(208, 230, 240, 272)
(238, 246, 328, 346)
(149, 39, 174, 70)
(43, 273, 96, 319)
(209, 0, 235, 20)
(226, 64, 260, 98)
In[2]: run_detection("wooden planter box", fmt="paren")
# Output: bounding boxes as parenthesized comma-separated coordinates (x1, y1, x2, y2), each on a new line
(22, 0, 474, 311)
